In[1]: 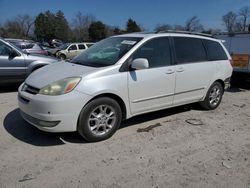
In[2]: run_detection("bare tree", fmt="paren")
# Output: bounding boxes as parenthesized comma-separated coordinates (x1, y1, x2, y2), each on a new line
(173, 24, 185, 31)
(222, 11, 237, 32)
(71, 12, 96, 41)
(238, 6, 250, 31)
(154, 24, 172, 32)
(185, 16, 204, 32)
(16, 14, 34, 37)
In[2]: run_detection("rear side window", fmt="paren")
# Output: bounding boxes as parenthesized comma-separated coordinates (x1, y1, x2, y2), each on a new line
(86, 44, 93, 48)
(204, 40, 228, 61)
(132, 37, 171, 68)
(78, 44, 86, 50)
(174, 37, 207, 64)
(25, 43, 35, 49)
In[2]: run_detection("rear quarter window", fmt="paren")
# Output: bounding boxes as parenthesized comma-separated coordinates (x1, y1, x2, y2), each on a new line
(204, 40, 228, 61)
(173, 37, 207, 64)
(78, 44, 86, 50)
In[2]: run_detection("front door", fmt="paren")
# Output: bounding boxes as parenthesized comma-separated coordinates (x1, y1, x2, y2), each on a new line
(67, 44, 78, 59)
(128, 37, 175, 115)
(0, 41, 26, 82)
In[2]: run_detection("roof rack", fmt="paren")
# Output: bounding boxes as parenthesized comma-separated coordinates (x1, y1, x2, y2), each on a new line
(155, 30, 215, 38)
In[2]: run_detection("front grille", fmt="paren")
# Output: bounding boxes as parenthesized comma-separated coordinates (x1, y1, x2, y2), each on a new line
(23, 84, 39, 95)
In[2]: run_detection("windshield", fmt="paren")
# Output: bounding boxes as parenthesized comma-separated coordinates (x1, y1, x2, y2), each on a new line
(70, 37, 142, 67)
(59, 43, 70, 50)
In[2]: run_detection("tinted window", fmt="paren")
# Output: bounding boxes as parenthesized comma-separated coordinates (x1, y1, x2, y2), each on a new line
(12, 42, 22, 49)
(174, 37, 207, 63)
(69, 45, 77, 50)
(86, 43, 94, 48)
(25, 43, 35, 49)
(78, 44, 86, 50)
(0, 41, 11, 56)
(132, 37, 171, 68)
(204, 40, 228, 61)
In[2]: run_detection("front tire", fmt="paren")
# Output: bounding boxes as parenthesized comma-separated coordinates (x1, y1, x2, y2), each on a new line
(200, 82, 224, 110)
(78, 97, 122, 142)
(59, 54, 66, 60)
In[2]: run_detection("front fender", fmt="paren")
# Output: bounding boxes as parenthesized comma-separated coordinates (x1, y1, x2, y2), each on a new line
(27, 61, 50, 74)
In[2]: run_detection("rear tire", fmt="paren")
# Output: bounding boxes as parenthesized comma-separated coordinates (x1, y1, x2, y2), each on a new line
(200, 82, 224, 110)
(77, 97, 122, 142)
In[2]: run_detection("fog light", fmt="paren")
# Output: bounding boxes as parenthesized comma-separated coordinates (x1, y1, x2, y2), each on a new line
(38, 120, 60, 127)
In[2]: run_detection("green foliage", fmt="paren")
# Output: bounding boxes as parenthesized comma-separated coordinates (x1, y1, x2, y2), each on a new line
(34, 10, 70, 41)
(126, 18, 141, 33)
(88, 21, 107, 41)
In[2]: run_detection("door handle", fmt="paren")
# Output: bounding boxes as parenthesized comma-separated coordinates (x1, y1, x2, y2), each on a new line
(176, 67, 184, 72)
(165, 69, 175, 74)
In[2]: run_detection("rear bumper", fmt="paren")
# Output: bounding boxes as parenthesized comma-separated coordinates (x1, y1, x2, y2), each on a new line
(224, 77, 231, 89)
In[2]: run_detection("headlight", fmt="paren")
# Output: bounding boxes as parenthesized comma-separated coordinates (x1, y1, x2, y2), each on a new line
(39, 77, 81, 96)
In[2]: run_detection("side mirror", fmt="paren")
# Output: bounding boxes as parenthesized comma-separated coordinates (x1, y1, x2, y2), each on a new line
(130, 58, 149, 70)
(9, 49, 18, 58)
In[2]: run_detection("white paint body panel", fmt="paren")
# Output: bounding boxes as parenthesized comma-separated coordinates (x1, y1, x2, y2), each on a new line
(18, 33, 233, 133)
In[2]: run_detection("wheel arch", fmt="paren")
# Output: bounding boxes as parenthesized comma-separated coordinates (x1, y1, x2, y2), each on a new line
(86, 93, 128, 120)
(214, 79, 225, 92)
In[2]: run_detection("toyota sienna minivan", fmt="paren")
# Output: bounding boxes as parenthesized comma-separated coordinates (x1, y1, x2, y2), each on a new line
(18, 32, 233, 142)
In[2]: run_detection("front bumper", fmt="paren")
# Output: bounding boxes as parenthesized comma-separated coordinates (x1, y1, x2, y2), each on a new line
(18, 83, 92, 132)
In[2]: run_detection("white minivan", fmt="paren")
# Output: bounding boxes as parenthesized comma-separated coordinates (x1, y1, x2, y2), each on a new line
(18, 32, 233, 142)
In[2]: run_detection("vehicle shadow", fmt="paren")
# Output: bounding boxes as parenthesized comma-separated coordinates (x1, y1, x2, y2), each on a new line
(0, 83, 21, 93)
(3, 108, 86, 146)
(227, 83, 250, 93)
(4, 105, 193, 146)
(120, 104, 193, 129)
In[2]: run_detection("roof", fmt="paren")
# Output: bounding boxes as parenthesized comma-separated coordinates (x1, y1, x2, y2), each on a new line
(116, 31, 219, 42)
(216, 34, 250, 54)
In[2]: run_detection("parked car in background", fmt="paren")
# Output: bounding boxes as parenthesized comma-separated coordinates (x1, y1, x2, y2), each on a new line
(18, 32, 232, 142)
(216, 33, 250, 84)
(5, 38, 48, 56)
(50, 39, 63, 48)
(0, 38, 59, 83)
(56, 42, 94, 60)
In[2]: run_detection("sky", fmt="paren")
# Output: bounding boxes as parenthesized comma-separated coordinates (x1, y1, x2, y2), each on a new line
(0, 0, 249, 30)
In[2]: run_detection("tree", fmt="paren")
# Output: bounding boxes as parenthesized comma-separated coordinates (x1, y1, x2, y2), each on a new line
(185, 16, 204, 32)
(238, 6, 250, 31)
(54, 10, 70, 41)
(113, 27, 123, 35)
(222, 11, 237, 33)
(16, 14, 34, 38)
(154, 24, 172, 32)
(173, 24, 186, 31)
(3, 20, 23, 38)
(34, 11, 55, 41)
(126, 18, 141, 33)
(88, 21, 107, 41)
(71, 12, 96, 41)
(0, 14, 34, 38)
(34, 10, 70, 42)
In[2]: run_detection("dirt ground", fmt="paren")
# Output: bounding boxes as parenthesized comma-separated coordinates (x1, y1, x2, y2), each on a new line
(0, 83, 250, 188)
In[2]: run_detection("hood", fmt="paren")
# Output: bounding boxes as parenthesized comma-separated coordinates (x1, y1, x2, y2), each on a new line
(25, 62, 98, 89)
(25, 53, 58, 62)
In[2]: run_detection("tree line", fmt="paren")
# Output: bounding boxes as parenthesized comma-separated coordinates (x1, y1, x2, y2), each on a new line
(0, 6, 250, 42)
(0, 10, 142, 42)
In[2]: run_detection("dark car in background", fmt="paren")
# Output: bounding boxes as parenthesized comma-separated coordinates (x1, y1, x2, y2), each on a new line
(5, 38, 49, 56)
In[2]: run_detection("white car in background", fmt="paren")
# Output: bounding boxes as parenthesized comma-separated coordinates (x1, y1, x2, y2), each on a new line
(56, 42, 94, 60)
(18, 32, 232, 142)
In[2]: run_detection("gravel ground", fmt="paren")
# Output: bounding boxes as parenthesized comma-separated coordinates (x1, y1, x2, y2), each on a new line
(0, 83, 250, 188)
